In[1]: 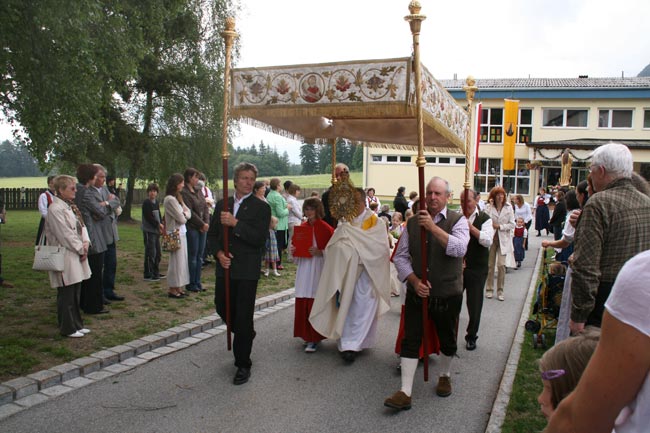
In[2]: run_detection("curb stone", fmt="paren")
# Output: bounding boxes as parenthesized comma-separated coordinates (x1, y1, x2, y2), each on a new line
(0, 288, 295, 420)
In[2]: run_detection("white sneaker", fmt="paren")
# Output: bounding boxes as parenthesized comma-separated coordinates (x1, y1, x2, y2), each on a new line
(78, 328, 91, 334)
(304, 342, 318, 353)
(497, 294, 505, 301)
(273, 271, 281, 277)
(68, 331, 84, 338)
(263, 269, 269, 277)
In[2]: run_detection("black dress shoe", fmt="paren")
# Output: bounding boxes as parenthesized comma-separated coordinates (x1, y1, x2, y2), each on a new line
(106, 293, 125, 301)
(341, 350, 357, 364)
(233, 367, 251, 385)
(102, 297, 112, 305)
(466, 339, 477, 351)
(87, 309, 110, 315)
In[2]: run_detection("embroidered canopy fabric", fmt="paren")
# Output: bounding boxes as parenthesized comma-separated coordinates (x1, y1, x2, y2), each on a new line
(231, 57, 468, 153)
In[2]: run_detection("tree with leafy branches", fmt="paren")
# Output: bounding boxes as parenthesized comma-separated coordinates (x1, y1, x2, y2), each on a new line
(0, 0, 238, 219)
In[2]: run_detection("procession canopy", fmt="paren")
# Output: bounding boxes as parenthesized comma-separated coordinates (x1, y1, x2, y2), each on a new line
(231, 57, 468, 153)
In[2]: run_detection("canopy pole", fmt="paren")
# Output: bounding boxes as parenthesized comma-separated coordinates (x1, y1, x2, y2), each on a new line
(405, 0, 428, 383)
(330, 138, 337, 184)
(220, 17, 238, 352)
(462, 77, 478, 215)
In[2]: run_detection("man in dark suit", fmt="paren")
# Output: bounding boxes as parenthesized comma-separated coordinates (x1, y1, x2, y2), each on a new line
(90, 166, 124, 302)
(207, 162, 271, 385)
(460, 189, 494, 351)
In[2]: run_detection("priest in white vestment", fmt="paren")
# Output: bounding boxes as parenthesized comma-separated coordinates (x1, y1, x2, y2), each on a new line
(310, 187, 391, 363)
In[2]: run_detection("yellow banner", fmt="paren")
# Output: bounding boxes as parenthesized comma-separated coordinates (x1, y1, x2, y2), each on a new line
(502, 99, 519, 171)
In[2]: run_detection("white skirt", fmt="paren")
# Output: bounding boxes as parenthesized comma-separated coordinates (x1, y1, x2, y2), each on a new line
(167, 233, 189, 288)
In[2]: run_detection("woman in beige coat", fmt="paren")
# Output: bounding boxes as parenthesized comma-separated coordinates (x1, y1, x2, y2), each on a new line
(485, 186, 515, 301)
(44, 175, 92, 337)
(163, 173, 191, 298)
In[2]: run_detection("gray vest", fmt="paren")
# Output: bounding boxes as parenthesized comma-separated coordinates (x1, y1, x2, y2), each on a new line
(407, 209, 464, 298)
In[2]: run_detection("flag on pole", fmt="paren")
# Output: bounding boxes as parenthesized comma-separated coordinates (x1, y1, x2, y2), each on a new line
(474, 102, 482, 173)
(502, 99, 519, 171)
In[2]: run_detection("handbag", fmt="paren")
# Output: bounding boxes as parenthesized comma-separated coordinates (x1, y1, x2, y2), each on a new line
(33, 234, 65, 272)
(162, 229, 181, 252)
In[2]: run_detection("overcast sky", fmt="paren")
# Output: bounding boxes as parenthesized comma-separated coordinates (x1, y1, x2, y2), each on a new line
(3, 0, 649, 163)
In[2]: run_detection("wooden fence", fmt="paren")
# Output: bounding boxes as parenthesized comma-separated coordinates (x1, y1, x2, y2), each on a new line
(0, 187, 329, 210)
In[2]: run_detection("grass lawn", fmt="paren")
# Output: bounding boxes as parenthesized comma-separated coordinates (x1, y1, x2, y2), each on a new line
(501, 249, 557, 432)
(0, 208, 297, 382)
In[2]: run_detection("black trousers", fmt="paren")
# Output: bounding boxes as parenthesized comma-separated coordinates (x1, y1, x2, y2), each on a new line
(586, 281, 614, 328)
(81, 252, 104, 313)
(215, 278, 258, 368)
(57, 283, 84, 336)
(463, 268, 488, 341)
(401, 291, 463, 358)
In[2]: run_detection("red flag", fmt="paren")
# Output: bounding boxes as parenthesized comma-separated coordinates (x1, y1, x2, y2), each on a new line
(474, 102, 482, 173)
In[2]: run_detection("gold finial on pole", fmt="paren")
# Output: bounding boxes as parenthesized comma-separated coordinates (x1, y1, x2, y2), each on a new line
(220, 17, 238, 160)
(462, 76, 478, 191)
(405, 1, 427, 169)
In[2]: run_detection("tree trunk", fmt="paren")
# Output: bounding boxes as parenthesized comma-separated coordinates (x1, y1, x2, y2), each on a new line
(118, 174, 136, 221)
(119, 90, 153, 221)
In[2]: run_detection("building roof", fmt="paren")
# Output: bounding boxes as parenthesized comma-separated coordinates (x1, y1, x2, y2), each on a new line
(441, 77, 650, 90)
(529, 138, 650, 150)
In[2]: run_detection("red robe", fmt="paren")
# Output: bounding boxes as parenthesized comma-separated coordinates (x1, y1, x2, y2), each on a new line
(294, 218, 334, 342)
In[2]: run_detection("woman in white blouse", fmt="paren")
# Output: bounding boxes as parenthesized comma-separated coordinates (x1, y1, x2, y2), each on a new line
(163, 173, 191, 298)
(485, 186, 515, 301)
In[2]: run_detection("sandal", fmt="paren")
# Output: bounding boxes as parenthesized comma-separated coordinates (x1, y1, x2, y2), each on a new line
(168, 292, 183, 299)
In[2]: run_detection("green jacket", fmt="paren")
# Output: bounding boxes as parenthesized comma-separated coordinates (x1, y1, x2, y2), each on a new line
(266, 190, 289, 231)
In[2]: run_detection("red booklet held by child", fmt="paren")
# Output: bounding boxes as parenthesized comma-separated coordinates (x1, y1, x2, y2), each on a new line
(292, 225, 314, 258)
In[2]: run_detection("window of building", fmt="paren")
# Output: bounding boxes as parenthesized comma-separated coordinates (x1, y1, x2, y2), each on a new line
(598, 109, 633, 128)
(474, 158, 530, 195)
(386, 156, 398, 162)
(542, 108, 588, 128)
(455, 157, 466, 165)
(519, 109, 533, 144)
(438, 157, 450, 164)
(425, 156, 436, 163)
(372, 155, 382, 162)
(643, 110, 650, 129)
(400, 156, 411, 163)
(480, 108, 503, 143)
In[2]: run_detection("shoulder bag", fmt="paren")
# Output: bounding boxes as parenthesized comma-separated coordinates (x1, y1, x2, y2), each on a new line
(162, 229, 181, 252)
(33, 234, 65, 272)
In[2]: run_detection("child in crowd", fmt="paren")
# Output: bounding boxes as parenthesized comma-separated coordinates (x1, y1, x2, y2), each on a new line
(537, 328, 600, 419)
(291, 198, 333, 352)
(389, 211, 404, 241)
(263, 216, 280, 277)
(141, 183, 163, 281)
(513, 216, 528, 268)
(369, 202, 379, 214)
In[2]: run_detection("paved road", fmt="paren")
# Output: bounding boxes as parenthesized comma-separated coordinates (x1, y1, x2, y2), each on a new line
(0, 236, 545, 433)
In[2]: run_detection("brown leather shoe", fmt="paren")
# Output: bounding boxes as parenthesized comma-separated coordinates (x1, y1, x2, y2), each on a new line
(436, 376, 452, 397)
(384, 390, 411, 410)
